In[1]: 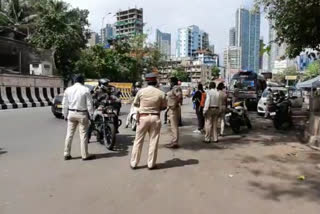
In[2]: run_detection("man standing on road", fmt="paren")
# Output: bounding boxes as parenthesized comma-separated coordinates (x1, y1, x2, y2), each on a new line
(192, 83, 205, 134)
(62, 74, 95, 161)
(130, 73, 167, 170)
(203, 82, 221, 143)
(217, 82, 227, 137)
(165, 77, 183, 149)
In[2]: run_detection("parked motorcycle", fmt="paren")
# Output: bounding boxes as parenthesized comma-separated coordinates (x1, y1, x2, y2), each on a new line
(225, 101, 252, 134)
(125, 103, 138, 131)
(269, 97, 292, 130)
(89, 99, 122, 150)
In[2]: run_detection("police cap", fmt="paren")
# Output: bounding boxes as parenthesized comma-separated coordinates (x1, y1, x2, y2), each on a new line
(145, 73, 157, 82)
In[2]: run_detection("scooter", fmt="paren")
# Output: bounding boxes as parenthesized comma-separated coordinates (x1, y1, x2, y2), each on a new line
(225, 101, 252, 134)
(126, 103, 138, 131)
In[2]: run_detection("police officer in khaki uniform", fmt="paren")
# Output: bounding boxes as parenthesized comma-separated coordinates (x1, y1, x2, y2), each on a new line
(165, 77, 183, 149)
(130, 73, 167, 170)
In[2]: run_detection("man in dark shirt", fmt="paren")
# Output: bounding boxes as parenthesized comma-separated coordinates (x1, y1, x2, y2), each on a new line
(192, 83, 205, 133)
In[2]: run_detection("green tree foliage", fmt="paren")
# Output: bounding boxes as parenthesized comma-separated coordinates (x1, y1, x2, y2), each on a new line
(304, 60, 320, 80)
(29, 0, 90, 82)
(256, 0, 320, 58)
(0, 0, 39, 36)
(171, 68, 189, 82)
(211, 66, 220, 78)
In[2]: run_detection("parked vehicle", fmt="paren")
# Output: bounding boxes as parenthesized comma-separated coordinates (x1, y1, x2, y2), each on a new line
(88, 99, 122, 150)
(257, 87, 303, 116)
(257, 87, 287, 116)
(225, 101, 252, 134)
(127, 103, 138, 131)
(269, 97, 292, 130)
(229, 70, 267, 110)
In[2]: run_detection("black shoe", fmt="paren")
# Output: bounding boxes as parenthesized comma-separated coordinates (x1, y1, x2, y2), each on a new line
(82, 155, 96, 161)
(203, 140, 210, 144)
(130, 165, 137, 170)
(64, 155, 72, 160)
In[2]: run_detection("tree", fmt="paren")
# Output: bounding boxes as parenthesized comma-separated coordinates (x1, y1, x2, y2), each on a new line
(29, 0, 90, 82)
(211, 66, 220, 79)
(304, 60, 320, 80)
(0, 0, 39, 37)
(171, 68, 189, 82)
(256, 0, 320, 58)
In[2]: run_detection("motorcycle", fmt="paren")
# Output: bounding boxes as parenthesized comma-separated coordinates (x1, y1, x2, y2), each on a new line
(126, 103, 138, 131)
(269, 97, 292, 130)
(225, 101, 252, 134)
(89, 99, 122, 150)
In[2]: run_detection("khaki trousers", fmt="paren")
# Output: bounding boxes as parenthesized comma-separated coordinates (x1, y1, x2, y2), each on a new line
(130, 115, 161, 168)
(205, 108, 220, 142)
(168, 108, 179, 145)
(64, 112, 89, 159)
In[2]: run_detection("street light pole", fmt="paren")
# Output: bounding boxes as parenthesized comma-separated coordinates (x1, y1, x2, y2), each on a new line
(101, 12, 112, 30)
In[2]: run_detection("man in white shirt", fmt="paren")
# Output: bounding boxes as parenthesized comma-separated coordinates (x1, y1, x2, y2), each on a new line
(203, 82, 221, 143)
(62, 74, 95, 161)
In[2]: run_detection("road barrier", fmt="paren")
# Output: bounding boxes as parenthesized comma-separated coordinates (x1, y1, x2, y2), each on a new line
(0, 86, 63, 110)
(85, 81, 133, 104)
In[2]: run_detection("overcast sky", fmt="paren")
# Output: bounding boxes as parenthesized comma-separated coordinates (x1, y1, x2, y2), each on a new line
(65, 0, 269, 56)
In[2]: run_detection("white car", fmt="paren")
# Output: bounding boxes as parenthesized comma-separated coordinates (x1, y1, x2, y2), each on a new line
(257, 87, 287, 115)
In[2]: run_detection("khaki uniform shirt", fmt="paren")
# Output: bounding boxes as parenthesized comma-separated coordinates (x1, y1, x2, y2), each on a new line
(133, 86, 167, 114)
(218, 90, 227, 111)
(167, 85, 183, 109)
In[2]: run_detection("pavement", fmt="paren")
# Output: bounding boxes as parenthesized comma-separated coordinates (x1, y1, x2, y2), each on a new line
(0, 102, 320, 214)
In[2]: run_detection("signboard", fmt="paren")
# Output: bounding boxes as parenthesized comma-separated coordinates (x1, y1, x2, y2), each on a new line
(285, 76, 298, 80)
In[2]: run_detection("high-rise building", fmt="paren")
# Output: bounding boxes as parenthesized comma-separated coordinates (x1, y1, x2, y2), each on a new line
(87, 32, 100, 47)
(115, 8, 143, 40)
(235, 7, 260, 73)
(224, 46, 242, 83)
(100, 24, 115, 45)
(209, 45, 215, 54)
(156, 29, 171, 59)
(176, 25, 210, 58)
(229, 27, 236, 46)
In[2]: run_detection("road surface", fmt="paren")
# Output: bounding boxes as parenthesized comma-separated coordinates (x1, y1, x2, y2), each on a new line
(0, 104, 319, 214)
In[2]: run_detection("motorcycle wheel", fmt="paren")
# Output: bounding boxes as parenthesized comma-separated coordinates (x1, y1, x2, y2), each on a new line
(273, 118, 281, 130)
(230, 118, 241, 134)
(131, 119, 137, 131)
(245, 116, 252, 129)
(103, 123, 116, 150)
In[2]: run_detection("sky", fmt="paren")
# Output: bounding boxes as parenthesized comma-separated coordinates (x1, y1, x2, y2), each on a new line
(64, 0, 269, 57)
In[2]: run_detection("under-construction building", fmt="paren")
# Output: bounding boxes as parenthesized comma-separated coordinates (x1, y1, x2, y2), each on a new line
(115, 8, 143, 40)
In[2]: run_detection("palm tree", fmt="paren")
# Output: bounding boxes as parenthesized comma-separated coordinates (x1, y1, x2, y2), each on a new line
(0, 0, 38, 38)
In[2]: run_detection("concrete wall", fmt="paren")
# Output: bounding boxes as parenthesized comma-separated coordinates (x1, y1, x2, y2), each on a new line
(0, 74, 63, 88)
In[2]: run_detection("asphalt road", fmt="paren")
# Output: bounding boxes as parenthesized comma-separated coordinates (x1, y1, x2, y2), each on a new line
(0, 104, 319, 214)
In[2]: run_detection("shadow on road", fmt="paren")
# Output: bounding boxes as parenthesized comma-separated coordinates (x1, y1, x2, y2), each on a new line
(156, 158, 199, 170)
(136, 158, 199, 170)
(0, 148, 7, 156)
(242, 152, 320, 202)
